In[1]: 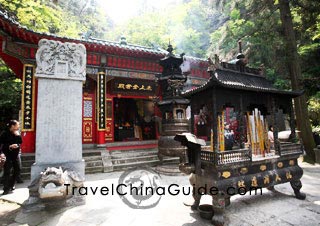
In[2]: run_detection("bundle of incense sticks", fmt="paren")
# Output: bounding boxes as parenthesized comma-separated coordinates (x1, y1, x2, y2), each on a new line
(221, 111, 225, 152)
(264, 118, 270, 154)
(217, 115, 220, 152)
(210, 129, 214, 151)
(246, 111, 254, 154)
(258, 111, 264, 156)
(246, 108, 270, 157)
(217, 112, 225, 152)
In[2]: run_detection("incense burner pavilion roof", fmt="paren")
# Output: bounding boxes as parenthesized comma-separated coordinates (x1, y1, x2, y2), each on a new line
(183, 63, 303, 98)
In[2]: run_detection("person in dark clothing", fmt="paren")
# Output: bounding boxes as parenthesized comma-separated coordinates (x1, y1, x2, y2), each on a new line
(0, 120, 22, 195)
(16, 152, 24, 184)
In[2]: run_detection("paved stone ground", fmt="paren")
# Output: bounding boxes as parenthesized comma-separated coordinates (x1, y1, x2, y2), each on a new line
(1, 161, 320, 226)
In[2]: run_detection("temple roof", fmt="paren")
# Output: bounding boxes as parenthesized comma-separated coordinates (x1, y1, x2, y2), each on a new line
(183, 67, 303, 97)
(0, 6, 208, 64)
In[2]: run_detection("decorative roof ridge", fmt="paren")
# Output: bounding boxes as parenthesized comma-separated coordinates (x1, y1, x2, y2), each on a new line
(215, 67, 266, 79)
(87, 37, 166, 52)
(219, 61, 265, 77)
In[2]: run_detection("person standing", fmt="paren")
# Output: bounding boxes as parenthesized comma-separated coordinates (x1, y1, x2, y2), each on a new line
(224, 124, 234, 150)
(268, 125, 275, 149)
(0, 120, 22, 195)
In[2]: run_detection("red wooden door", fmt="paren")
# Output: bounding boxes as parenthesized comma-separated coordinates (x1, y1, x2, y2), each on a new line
(105, 97, 114, 142)
(82, 94, 95, 143)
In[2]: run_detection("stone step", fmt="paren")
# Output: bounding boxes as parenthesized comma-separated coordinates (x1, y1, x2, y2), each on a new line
(110, 149, 158, 158)
(83, 151, 102, 157)
(20, 159, 104, 170)
(84, 151, 103, 174)
(85, 160, 103, 167)
(106, 140, 158, 148)
(21, 166, 33, 174)
(112, 155, 159, 165)
(83, 156, 102, 162)
(19, 149, 179, 178)
(21, 154, 35, 161)
(21, 154, 103, 161)
(112, 156, 180, 172)
(107, 147, 158, 154)
(113, 159, 160, 171)
(85, 166, 103, 174)
(21, 160, 35, 167)
(21, 156, 102, 163)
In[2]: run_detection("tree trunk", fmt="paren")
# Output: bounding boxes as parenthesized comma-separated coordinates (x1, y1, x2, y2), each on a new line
(278, 0, 315, 161)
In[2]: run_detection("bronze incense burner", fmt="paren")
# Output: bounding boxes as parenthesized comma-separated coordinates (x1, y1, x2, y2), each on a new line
(175, 56, 306, 226)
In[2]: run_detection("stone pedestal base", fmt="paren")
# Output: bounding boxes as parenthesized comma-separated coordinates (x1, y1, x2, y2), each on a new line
(23, 188, 86, 212)
(314, 145, 320, 164)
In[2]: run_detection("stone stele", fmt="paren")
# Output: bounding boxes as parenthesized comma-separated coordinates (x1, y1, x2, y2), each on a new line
(30, 38, 86, 186)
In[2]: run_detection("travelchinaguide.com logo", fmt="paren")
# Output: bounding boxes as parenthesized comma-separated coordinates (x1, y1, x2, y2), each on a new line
(118, 167, 162, 209)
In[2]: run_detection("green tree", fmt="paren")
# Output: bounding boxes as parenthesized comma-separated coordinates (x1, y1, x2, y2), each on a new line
(0, 60, 21, 130)
(56, 0, 112, 39)
(279, 0, 316, 161)
(0, 0, 78, 36)
(106, 0, 214, 57)
(0, 0, 112, 39)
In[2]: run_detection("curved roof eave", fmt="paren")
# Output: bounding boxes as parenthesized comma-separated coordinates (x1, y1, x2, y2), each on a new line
(182, 73, 304, 98)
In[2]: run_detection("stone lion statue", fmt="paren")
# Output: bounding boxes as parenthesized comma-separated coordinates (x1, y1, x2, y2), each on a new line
(29, 166, 84, 200)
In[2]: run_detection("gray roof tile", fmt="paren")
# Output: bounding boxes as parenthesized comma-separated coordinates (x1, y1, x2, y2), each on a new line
(183, 68, 303, 97)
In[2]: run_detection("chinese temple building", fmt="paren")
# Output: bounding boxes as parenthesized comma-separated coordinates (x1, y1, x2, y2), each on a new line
(0, 7, 209, 160)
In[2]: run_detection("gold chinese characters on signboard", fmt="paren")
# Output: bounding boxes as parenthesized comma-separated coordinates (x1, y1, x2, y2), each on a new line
(117, 83, 153, 91)
(97, 72, 106, 131)
(21, 65, 35, 131)
(113, 78, 156, 96)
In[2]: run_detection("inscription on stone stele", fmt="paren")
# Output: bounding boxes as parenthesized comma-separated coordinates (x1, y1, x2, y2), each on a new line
(55, 60, 68, 77)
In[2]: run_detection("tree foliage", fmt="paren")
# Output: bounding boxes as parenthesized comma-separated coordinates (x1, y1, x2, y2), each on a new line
(105, 0, 216, 57)
(0, 60, 21, 130)
(0, 0, 112, 38)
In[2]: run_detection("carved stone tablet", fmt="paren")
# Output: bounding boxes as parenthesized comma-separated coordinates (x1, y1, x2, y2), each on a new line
(35, 39, 86, 80)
